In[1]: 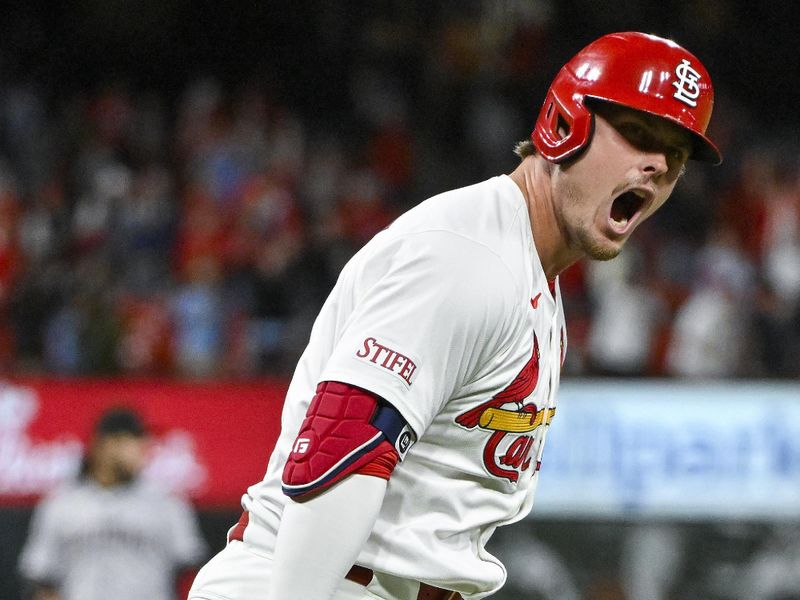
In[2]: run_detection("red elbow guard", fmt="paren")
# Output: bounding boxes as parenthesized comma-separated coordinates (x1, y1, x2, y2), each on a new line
(282, 382, 416, 499)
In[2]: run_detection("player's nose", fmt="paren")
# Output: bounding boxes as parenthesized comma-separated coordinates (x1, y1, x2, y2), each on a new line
(639, 149, 669, 178)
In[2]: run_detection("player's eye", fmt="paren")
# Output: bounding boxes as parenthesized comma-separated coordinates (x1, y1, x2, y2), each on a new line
(618, 122, 648, 146)
(667, 145, 690, 166)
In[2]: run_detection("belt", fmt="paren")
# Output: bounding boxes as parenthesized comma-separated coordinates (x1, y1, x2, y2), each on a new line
(345, 565, 463, 600)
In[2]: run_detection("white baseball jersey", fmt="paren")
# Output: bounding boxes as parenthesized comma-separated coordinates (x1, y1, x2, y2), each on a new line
(241, 174, 566, 598)
(19, 477, 207, 600)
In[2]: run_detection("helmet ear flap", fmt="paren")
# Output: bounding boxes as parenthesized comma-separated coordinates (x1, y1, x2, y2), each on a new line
(532, 88, 594, 163)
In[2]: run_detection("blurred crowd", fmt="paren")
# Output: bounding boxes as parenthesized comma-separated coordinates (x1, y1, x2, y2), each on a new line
(0, 2, 798, 380)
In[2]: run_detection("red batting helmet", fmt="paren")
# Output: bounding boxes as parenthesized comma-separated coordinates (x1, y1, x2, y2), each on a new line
(532, 32, 722, 164)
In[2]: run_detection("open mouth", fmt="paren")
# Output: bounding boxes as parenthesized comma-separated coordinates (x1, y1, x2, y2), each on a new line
(609, 189, 647, 233)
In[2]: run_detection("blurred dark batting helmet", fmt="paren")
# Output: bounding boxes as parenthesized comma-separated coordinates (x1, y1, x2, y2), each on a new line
(532, 31, 722, 165)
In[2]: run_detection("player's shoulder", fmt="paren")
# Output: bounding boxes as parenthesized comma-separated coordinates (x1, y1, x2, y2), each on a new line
(130, 478, 182, 502)
(49, 476, 88, 497)
(343, 176, 531, 295)
(360, 175, 529, 287)
(141, 481, 201, 517)
(389, 175, 528, 251)
(33, 477, 89, 514)
(341, 175, 531, 305)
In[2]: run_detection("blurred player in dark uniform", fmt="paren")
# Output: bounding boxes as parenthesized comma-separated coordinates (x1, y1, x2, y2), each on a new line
(19, 407, 207, 600)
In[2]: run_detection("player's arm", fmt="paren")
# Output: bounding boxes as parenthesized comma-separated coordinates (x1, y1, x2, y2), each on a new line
(269, 382, 412, 598)
(269, 473, 387, 598)
(19, 497, 65, 600)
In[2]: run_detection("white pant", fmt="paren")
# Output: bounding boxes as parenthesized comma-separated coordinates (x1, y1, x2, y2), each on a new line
(188, 540, 421, 600)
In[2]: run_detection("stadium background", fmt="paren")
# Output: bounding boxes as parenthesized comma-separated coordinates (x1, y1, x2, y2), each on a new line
(1, 2, 799, 599)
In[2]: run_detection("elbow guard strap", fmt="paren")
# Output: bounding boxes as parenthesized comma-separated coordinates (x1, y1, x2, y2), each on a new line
(281, 381, 416, 499)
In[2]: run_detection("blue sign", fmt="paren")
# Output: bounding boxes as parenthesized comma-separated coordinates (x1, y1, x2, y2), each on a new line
(533, 381, 800, 520)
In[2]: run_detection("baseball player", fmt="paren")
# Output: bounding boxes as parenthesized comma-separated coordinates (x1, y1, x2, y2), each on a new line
(19, 408, 207, 600)
(189, 32, 721, 600)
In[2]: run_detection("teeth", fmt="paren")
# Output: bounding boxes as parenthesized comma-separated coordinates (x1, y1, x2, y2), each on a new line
(632, 189, 646, 199)
(612, 216, 628, 227)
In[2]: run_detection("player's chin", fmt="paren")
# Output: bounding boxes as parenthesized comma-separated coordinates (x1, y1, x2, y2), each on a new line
(586, 242, 622, 262)
(577, 227, 623, 262)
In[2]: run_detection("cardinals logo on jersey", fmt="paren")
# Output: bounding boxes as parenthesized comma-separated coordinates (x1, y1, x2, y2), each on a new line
(455, 333, 556, 483)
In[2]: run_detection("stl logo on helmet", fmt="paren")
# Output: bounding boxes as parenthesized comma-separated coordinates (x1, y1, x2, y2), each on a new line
(672, 58, 702, 107)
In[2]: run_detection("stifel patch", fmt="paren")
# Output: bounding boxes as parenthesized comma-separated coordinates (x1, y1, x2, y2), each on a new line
(355, 337, 418, 386)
